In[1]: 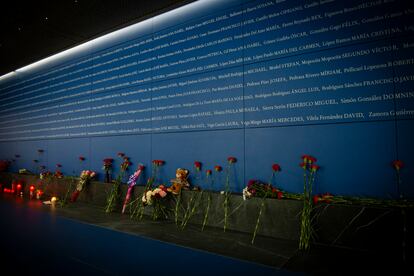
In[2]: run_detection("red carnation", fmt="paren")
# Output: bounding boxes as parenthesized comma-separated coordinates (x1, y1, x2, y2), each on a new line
(152, 160, 165, 166)
(103, 158, 113, 164)
(214, 165, 222, 172)
(392, 160, 404, 171)
(277, 191, 283, 199)
(311, 164, 320, 172)
(206, 169, 212, 175)
(299, 162, 307, 169)
(272, 164, 281, 172)
(79, 156, 85, 161)
(138, 165, 145, 170)
(194, 161, 202, 171)
(227, 157, 237, 164)
(247, 179, 255, 187)
(301, 155, 310, 161)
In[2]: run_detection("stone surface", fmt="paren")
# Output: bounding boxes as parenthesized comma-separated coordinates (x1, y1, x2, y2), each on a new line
(1, 172, 413, 274)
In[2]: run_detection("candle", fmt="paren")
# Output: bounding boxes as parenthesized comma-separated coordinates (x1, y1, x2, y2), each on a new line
(29, 185, 35, 199)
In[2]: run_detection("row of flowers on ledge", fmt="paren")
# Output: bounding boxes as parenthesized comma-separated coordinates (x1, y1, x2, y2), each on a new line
(2, 155, 411, 252)
(3, 156, 409, 203)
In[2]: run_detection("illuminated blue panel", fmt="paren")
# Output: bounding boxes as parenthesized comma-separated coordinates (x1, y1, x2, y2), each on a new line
(393, 36, 414, 120)
(245, 121, 397, 197)
(0, 0, 413, 197)
(151, 67, 243, 132)
(47, 138, 91, 176)
(243, 40, 396, 127)
(151, 129, 244, 191)
(89, 135, 152, 182)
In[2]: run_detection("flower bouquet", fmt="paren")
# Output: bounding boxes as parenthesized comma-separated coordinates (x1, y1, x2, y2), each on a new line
(130, 160, 164, 220)
(243, 164, 282, 244)
(175, 163, 205, 230)
(70, 170, 96, 202)
(102, 158, 114, 183)
(223, 157, 237, 232)
(121, 165, 145, 214)
(40, 171, 53, 180)
(142, 184, 171, 220)
(299, 155, 319, 251)
(201, 169, 213, 231)
(104, 155, 131, 213)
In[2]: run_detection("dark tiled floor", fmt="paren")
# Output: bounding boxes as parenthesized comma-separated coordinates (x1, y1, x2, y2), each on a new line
(0, 194, 411, 275)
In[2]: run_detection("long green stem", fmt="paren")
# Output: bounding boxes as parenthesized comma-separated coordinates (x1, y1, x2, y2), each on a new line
(251, 194, 267, 244)
(299, 169, 315, 250)
(105, 171, 124, 213)
(181, 191, 197, 228)
(201, 193, 212, 231)
(181, 191, 203, 229)
(175, 189, 182, 225)
(130, 165, 159, 220)
(59, 177, 75, 207)
(223, 164, 232, 232)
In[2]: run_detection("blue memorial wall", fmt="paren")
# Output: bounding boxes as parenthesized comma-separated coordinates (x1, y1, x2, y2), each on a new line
(0, 0, 413, 198)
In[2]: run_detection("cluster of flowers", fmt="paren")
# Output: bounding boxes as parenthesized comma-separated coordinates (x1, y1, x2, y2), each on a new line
(40, 171, 53, 179)
(242, 164, 282, 201)
(243, 180, 283, 200)
(152, 160, 165, 166)
(313, 192, 334, 205)
(79, 170, 96, 184)
(102, 158, 113, 171)
(300, 155, 319, 171)
(142, 184, 169, 205)
(70, 170, 97, 202)
(120, 156, 132, 172)
(54, 171, 64, 178)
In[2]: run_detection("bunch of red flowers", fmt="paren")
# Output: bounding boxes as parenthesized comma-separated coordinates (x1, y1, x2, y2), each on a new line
(313, 192, 333, 205)
(121, 156, 132, 172)
(102, 158, 113, 171)
(243, 180, 283, 200)
(300, 155, 319, 172)
(152, 160, 165, 166)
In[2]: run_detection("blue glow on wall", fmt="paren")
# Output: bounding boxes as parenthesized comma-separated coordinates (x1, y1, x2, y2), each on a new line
(1, 0, 413, 198)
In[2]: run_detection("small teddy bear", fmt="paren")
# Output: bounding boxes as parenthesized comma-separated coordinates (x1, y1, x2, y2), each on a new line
(168, 168, 190, 194)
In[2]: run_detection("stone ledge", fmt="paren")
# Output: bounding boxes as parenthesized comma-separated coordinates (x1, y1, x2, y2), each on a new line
(1, 172, 412, 257)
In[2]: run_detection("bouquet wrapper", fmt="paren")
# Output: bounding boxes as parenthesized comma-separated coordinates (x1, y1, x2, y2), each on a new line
(121, 166, 144, 214)
(70, 190, 80, 202)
